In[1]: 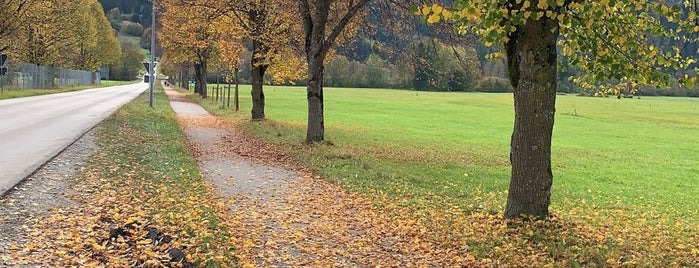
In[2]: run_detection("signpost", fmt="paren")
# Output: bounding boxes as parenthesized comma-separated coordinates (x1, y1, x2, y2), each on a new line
(0, 54, 8, 93)
(144, 60, 157, 107)
(0, 67, 5, 93)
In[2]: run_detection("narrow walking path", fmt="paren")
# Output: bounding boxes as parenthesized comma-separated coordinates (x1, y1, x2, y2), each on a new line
(164, 87, 469, 267)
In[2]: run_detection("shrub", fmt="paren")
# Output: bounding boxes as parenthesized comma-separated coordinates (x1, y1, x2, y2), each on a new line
(120, 21, 144, 36)
(109, 43, 145, 81)
(140, 28, 152, 49)
(476, 76, 513, 93)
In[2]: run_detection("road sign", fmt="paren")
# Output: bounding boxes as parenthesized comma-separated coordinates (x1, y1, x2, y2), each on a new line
(0, 54, 7, 66)
(0, 67, 7, 76)
(143, 62, 157, 73)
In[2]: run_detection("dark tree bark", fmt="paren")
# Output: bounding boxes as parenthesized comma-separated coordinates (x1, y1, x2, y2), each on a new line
(250, 40, 269, 120)
(503, 17, 559, 219)
(184, 64, 191, 90)
(193, 62, 202, 95)
(298, 0, 370, 143)
(306, 51, 326, 142)
(247, 7, 270, 120)
(179, 64, 190, 90)
(193, 59, 208, 98)
(250, 63, 267, 119)
(234, 67, 240, 112)
(300, 0, 329, 142)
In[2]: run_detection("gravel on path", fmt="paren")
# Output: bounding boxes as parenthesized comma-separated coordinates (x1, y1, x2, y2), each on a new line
(164, 88, 463, 267)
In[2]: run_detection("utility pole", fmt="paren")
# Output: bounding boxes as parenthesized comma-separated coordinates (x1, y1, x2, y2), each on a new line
(149, 0, 156, 108)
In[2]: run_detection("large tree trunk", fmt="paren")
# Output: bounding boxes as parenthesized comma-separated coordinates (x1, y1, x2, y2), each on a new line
(194, 60, 208, 98)
(298, 0, 367, 143)
(301, 1, 330, 143)
(180, 64, 189, 90)
(503, 17, 559, 219)
(306, 54, 325, 142)
(193, 62, 202, 95)
(200, 60, 208, 98)
(250, 65, 266, 119)
(234, 67, 240, 112)
(249, 9, 268, 120)
(250, 42, 268, 120)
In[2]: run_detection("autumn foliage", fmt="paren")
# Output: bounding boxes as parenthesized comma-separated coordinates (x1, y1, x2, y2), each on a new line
(2, 0, 120, 70)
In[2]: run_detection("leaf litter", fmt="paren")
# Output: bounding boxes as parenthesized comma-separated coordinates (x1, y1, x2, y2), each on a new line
(2, 85, 696, 267)
(178, 85, 697, 267)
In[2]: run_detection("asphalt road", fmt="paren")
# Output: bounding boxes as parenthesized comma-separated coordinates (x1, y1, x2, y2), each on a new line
(0, 83, 146, 195)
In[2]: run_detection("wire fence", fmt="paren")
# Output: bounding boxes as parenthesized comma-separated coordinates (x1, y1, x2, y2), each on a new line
(0, 61, 101, 90)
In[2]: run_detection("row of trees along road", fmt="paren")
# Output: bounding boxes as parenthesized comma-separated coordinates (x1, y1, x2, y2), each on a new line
(158, 0, 697, 220)
(0, 0, 120, 71)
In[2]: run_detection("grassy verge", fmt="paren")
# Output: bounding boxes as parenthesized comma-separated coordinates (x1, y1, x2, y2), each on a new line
(185, 84, 699, 266)
(92, 84, 237, 266)
(0, 80, 140, 100)
(10, 85, 237, 267)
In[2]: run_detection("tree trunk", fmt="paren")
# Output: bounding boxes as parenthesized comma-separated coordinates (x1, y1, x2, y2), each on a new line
(248, 9, 268, 120)
(503, 17, 559, 219)
(194, 61, 208, 98)
(179, 65, 189, 90)
(200, 60, 208, 98)
(306, 54, 325, 142)
(250, 48, 267, 120)
(298, 0, 367, 142)
(184, 64, 190, 90)
(234, 67, 239, 112)
(193, 62, 202, 95)
(301, 0, 330, 143)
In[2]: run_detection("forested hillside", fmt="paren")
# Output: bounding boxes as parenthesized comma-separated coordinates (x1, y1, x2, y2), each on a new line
(98, 0, 152, 28)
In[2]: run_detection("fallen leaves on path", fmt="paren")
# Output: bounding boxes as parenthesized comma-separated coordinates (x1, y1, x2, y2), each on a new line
(174, 86, 698, 267)
(12, 86, 691, 267)
(2, 94, 238, 267)
(176, 102, 480, 266)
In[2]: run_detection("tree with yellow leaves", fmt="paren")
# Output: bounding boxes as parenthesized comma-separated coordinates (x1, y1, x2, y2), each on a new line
(419, 0, 697, 219)
(0, 0, 35, 52)
(62, 0, 121, 71)
(161, 0, 305, 118)
(7, 0, 119, 70)
(159, 0, 225, 98)
(224, 0, 304, 119)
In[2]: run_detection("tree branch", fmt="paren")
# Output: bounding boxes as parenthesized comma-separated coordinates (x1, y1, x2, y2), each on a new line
(324, 0, 372, 53)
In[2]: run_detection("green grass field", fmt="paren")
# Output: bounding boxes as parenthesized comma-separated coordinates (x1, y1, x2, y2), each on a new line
(191, 84, 699, 265)
(201, 84, 699, 219)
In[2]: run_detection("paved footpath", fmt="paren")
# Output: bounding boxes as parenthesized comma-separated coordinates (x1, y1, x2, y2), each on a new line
(163, 87, 465, 267)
